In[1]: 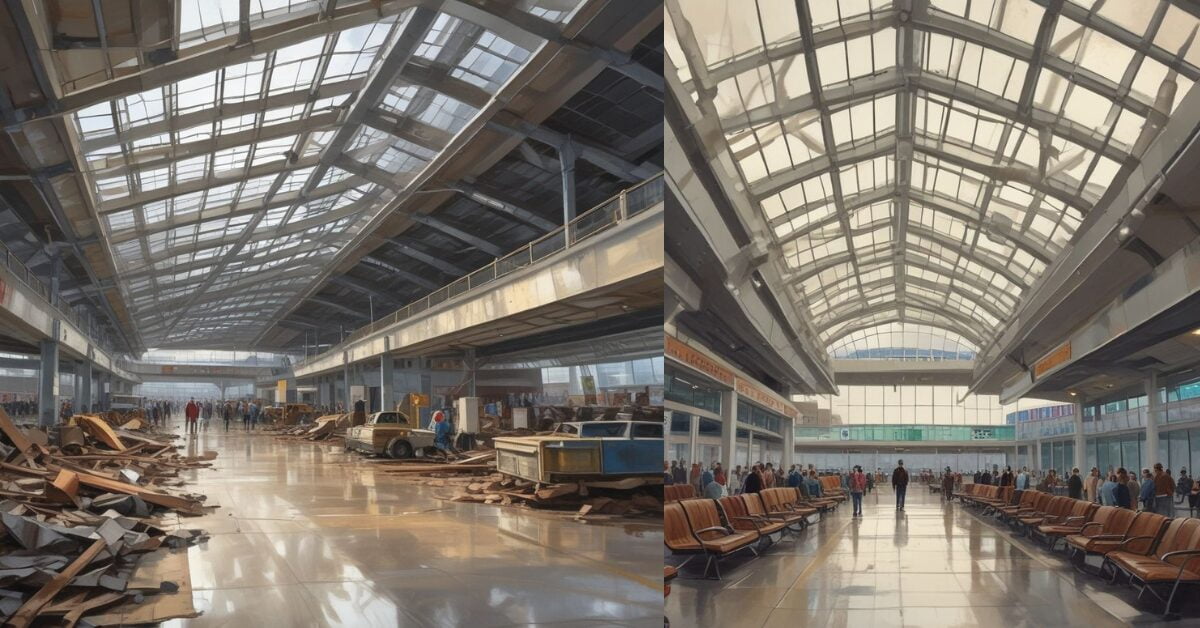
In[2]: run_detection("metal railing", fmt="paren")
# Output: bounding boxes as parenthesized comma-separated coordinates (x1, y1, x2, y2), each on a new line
(1150, 397, 1200, 425)
(0, 241, 120, 354)
(298, 174, 664, 368)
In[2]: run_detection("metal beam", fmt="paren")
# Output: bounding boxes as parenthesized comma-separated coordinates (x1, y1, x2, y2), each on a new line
(407, 214, 506, 257)
(329, 273, 407, 305)
(308, 296, 369, 319)
(15, 0, 418, 121)
(360, 254, 441, 290)
(488, 116, 660, 182)
(454, 184, 556, 231)
(385, 237, 471, 275)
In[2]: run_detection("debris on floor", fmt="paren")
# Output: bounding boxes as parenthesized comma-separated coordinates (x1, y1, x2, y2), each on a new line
(0, 409, 215, 625)
(270, 413, 349, 442)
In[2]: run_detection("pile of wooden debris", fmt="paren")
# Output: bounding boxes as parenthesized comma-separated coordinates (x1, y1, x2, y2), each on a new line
(375, 452, 663, 519)
(0, 409, 214, 625)
(269, 413, 350, 442)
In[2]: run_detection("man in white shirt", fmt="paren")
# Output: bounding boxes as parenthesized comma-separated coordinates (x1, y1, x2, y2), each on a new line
(1015, 467, 1029, 490)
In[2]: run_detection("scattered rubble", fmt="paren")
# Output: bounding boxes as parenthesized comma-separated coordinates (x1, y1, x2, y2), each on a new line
(0, 409, 215, 625)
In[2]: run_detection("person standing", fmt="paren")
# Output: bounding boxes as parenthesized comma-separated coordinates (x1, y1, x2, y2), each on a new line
(184, 397, 199, 436)
(849, 465, 867, 517)
(223, 402, 232, 432)
(242, 401, 252, 431)
(1067, 468, 1083, 500)
(1140, 469, 1156, 511)
(1015, 466, 1029, 490)
(1153, 463, 1174, 515)
(742, 464, 763, 494)
(1116, 468, 1134, 509)
(1085, 467, 1101, 503)
(892, 460, 909, 510)
(1000, 466, 1014, 487)
(249, 401, 259, 430)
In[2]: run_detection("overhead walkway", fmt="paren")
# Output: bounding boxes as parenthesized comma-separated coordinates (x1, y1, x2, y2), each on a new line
(292, 176, 663, 396)
(0, 242, 138, 422)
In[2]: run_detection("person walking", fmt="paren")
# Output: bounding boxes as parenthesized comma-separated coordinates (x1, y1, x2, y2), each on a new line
(242, 401, 251, 431)
(892, 459, 909, 510)
(941, 466, 955, 501)
(1151, 463, 1174, 515)
(1116, 468, 1134, 509)
(184, 397, 199, 436)
(223, 402, 232, 432)
(849, 465, 867, 517)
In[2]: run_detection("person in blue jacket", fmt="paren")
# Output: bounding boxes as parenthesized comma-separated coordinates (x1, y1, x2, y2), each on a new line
(1140, 468, 1157, 511)
(432, 409, 456, 456)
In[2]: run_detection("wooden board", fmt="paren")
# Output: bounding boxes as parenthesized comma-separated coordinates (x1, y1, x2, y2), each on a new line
(75, 416, 125, 451)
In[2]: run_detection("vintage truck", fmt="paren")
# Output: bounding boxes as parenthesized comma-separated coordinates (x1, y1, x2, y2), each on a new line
(344, 410, 437, 458)
(493, 420, 663, 484)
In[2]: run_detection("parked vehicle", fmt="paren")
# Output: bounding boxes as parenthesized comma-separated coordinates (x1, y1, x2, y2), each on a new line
(344, 410, 437, 458)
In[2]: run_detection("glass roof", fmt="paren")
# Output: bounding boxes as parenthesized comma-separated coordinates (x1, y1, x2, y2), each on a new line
(666, 0, 1200, 354)
(70, 2, 581, 347)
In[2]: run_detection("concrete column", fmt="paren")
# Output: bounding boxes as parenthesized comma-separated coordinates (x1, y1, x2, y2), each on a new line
(1073, 401, 1086, 471)
(343, 364, 352, 409)
(464, 349, 476, 397)
(719, 389, 738, 474)
(80, 361, 92, 412)
(747, 430, 754, 466)
(37, 339, 58, 427)
(1145, 374, 1161, 467)
(688, 413, 699, 463)
(560, 139, 577, 247)
(1033, 439, 1041, 471)
(380, 356, 395, 411)
(72, 367, 82, 414)
(782, 416, 795, 471)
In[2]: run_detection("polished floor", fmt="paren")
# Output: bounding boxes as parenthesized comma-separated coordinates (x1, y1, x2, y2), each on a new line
(666, 487, 1197, 628)
(147, 424, 661, 627)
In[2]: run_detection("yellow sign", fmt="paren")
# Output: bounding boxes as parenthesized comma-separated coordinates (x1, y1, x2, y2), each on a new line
(1033, 342, 1072, 379)
(276, 380, 288, 404)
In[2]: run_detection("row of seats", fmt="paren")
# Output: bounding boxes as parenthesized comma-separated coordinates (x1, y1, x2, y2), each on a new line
(665, 475, 850, 504)
(957, 484, 1200, 618)
(665, 487, 844, 579)
(664, 484, 696, 502)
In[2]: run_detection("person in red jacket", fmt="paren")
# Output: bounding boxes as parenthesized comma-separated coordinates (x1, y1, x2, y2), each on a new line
(184, 398, 200, 436)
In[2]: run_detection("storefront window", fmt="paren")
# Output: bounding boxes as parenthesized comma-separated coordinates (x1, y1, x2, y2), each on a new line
(665, 367, 722, 414)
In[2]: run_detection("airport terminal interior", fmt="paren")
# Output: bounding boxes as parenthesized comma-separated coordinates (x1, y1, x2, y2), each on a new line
(0, 0, 665, 625)
(665, 0, 1200, 626)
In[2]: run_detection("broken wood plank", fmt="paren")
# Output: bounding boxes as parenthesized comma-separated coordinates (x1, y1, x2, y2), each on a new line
(7, 537, 107, 627)
(44, 469, 80, 507)
(0, 407, 37, 457)
(75, 416, 125, 451)
(534, 483, 580, 501)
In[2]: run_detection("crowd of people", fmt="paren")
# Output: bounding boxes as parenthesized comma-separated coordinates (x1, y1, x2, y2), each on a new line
(181, 398, 262, 435)
(667, 457, 1200, 518)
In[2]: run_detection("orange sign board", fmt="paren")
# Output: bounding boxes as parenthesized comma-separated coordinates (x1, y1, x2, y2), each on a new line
(665, 335, 734, 385)
(1033, 342, 1072, 379)
(735, 377, 800, 420)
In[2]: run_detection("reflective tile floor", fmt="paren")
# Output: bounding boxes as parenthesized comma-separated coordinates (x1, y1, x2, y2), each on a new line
(150, 426, 662, 627)
(666, 487, 1200, 627)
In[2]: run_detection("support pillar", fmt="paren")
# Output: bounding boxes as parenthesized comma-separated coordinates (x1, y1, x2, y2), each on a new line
(1145, 374, 1161, 467)
(1073, 401, 1086, 472)
(782, 416, 795, 471)
(343, 364, 352, 410)
(687, 413, 699, 463)
(37, 339, 58, 427)
(380, 356, 395, 411)
(719, 389, 738, 474)
(80, 361, 92, 413)
(464, 349, 476, 397)
(72, 367, 82, 414)
(1033, 439, 1041, 471)
(560, 139, 577, 248)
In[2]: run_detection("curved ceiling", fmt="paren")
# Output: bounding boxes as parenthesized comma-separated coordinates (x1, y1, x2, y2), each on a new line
(666, 0, 1200, 353)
